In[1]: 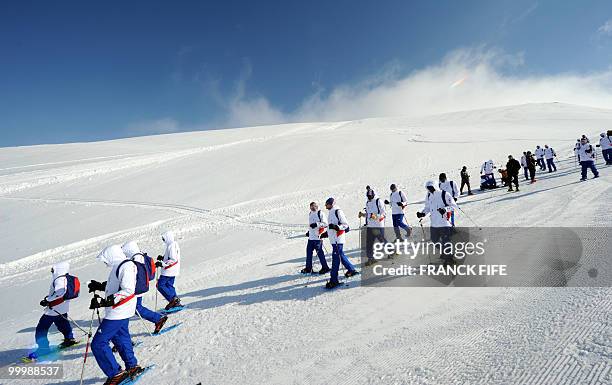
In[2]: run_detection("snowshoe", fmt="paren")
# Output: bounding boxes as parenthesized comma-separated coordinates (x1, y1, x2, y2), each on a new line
(580, 178, 587, 181)
(300, 267, 314, 274)
(103, 370, 129, 385)
(344, 270, 360, 278)
(467, 192, 474, 195)
(126, 365, 145, 378)
(165, 297, 181, 310)
(318, 266, 331, 275)
(364, 258, 378, 267)
(59, 338, 78, 349)
(325, 281, 341, 290)
(153, 316, 168, 335)
(593, 175, 600, 179)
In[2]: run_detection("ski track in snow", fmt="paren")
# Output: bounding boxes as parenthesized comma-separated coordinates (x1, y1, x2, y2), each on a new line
(0, 105, 610, 385)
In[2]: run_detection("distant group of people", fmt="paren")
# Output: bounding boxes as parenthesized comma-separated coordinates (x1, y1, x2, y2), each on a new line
(29, 232, 182, 385)
(301, 132, 609, 287)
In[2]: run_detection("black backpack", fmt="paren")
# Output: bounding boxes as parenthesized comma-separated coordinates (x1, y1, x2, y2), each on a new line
(334, 209, 351, 233)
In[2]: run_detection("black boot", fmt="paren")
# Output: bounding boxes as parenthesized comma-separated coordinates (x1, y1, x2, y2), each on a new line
(318, 266, 331, 275)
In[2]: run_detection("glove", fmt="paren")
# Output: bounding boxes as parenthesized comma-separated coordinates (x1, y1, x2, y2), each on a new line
(40, 298, 49, 307)
(454, 197, 458, 202)
(357, 212, 365, 218)
(88, 280, 107, 293)
(309, 223, 317, 229)
(384, 199, 390, 205)
(437, 208, 446, 215)
(328, 223, 340, 231)
(416, 212, 426, 218)
(396, 202, 404, 207)
(155, 261, 163, 268)
(89, 295, 114, 309)
(157, 255, 164, 261)
(320, 231, 328, 239)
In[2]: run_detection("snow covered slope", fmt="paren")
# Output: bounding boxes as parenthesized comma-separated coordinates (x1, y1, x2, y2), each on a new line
(0, 102, 610, 384)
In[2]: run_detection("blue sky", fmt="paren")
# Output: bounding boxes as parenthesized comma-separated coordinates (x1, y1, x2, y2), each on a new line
(1, 0, 612, 147)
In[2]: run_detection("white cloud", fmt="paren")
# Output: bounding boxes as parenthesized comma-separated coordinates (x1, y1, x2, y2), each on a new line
(598, 19, 612, 35)
(125, 117, 181, 136)
(221, 47, 612, 127)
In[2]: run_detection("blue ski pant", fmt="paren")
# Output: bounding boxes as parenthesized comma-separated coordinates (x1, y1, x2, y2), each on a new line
(537, 158, 546, 170)
(92, 318, 137, 378)
(523, 166, 529, 180)
(603, 148, 612, 164)
(546, 158, 557, 172)
(306, 239, 329, 270)
(391, 214, 411, 239)
(157, 275, 177, 302)
(580, 160, 599, 179)
(430, 226, 453, 262)
(136, 297, 162, 324)
(35, 313, 73, 351)
(330, 243, 355, 284)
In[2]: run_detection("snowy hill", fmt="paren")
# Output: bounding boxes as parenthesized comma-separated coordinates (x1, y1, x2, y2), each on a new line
(0, 102, 610, 384)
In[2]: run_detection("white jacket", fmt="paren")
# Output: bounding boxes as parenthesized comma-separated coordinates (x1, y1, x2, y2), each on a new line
(365, 196, 386, 228)
(327, 206, 349, 245)
(480, 160, 495, 175)
(544, 147, 556, 159)
(389, 190, 408, 215)
(438, 181, 459, 199)
(160, 231, 180, 277)
(600, 136, 612, 151)
(520, 155, 527, 167)
(122, 240, 148, 298)
(420, 188, 459, 228)
(98, 245, 137, 321)
(308, 210, 328, 241)
(535, 147, 545, 159)
(44, 262, 71, 316)
(578, 143, 596, 162)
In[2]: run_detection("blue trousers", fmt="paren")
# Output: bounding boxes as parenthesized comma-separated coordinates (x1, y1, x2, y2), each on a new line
(306, 239, 329, 270)
(35, 314, 73, 351)
(92, 318, 137, 378)
(430, 226, 453, 262)
(523, 166, 529, 180)
(580, 160, 599, 179)
(157, 275, 177, 302)
(391, 214, 411, 238)
(546, 158, 557, 172)
(330, 244, 355, 284)
(537, 158, 546, 170)
(136, 297, 162, 324)
(603, 148, 612, 164)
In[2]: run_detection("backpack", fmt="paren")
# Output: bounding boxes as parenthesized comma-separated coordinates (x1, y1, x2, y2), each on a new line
(334, 209, 351, 233)
(134, 252, 156, 281)
(54, 274, 80, 300)
(116, 259, 149, 295)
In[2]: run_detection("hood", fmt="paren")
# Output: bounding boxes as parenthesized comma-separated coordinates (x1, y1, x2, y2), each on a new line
(97, 245, 128, 267)
(52, 261, 70, 279)
(121, 240, 141, 258)
(424, 180, 437, 190)
(162, 230, 175, 245)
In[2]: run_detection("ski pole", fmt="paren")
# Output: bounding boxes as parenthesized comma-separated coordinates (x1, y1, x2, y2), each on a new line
(135, 310, 154, 337)
(418, 219, 431, 265)
(456, 206, 482, 230)
(79, 307, 96, 385)
(154, 268, 159, 312)
(50, 308, 89, 336)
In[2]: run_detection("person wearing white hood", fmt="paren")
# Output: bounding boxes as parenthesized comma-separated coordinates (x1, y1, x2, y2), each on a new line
(88, 245, 142, 385)
(359, 188, 389, 264)
(156, 230, 182, 310)
(325, 197, 358, 289)
(122, 241, 168, 334)
(27, 262, 78, 360)
(416, 181, 459, 266)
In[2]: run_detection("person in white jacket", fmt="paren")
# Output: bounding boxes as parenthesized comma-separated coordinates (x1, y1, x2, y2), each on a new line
(156, 230, 182, 310)
(359, 189, 389, 264)
(302, 202, 331, 274)
(325, 197, 358, 289)
(520, 152, 529, 180)
(597, 132, 612, 165)
(384, 184, 411, 240)
(416, 181, 459, 266)
(122, 241, 168, 334)
(577, 137, 599, 181)
(543, 145, 557, 172)
(535, 146, 546, 170)
(438, 173, 459, 227)
(88, 245, 142, 385)
(28, 262, 78, 360)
